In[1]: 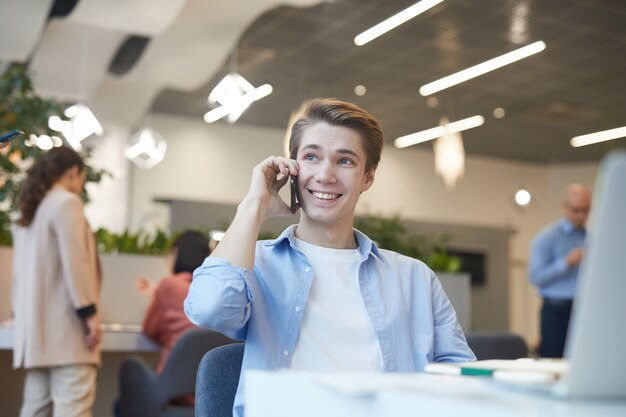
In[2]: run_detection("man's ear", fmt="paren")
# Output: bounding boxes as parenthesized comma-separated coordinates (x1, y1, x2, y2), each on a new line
(362, 166, 377, 192)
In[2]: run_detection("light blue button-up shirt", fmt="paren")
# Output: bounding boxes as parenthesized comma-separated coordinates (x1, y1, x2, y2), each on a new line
(529, 218, 586, 299)
(185, 225, 475, 417)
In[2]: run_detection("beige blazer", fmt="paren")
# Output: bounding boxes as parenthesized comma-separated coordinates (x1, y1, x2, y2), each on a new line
(11, 187, 101, 368)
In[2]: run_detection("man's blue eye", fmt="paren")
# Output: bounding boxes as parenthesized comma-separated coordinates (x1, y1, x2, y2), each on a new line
(305, 154, 316, 161)
(339, 158, 353, 165)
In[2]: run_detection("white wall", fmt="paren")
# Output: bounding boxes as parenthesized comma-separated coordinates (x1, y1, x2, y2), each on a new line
(128, 113, 557, 231)
(82, 125, 132, 233)
(128, 115, 287, 233)
(86, 112, 597, 344)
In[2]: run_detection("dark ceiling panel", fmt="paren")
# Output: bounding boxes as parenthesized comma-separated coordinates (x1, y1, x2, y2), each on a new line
(49, 0, 80, 18)
(151, 0, 626, 164)
(108, 36, 151, 76)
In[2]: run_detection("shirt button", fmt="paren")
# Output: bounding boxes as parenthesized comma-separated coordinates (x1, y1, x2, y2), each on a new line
(283, 350, 290, 357)
(304, 266, 311, 272)
(295, 306, 302, 312)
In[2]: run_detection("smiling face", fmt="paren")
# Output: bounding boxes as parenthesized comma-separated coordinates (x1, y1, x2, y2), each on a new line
(296, 122, 376, 234)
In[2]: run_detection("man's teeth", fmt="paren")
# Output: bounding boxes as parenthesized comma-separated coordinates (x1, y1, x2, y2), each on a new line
(312, 191, 339, 200)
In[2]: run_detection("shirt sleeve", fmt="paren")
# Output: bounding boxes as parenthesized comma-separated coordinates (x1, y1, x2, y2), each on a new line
(53, 195, 98, 314)
(184, 256, 253, 341)
(529, 232, 569, 288)
(430, 270, 477, 363)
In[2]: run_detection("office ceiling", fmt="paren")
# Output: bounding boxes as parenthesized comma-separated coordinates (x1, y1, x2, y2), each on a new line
(2, 0, 625, 164)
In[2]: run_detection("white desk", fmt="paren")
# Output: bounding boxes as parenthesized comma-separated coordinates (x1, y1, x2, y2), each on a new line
(245, 371, 626, 417)
(0, 323, 159, 352)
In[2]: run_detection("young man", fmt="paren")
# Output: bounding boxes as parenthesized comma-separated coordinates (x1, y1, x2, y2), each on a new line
(185, 98, 475, 417)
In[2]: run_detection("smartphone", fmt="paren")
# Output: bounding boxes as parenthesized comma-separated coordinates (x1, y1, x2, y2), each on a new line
(290, 175, 299, 214)
(0, 130, 24, 143)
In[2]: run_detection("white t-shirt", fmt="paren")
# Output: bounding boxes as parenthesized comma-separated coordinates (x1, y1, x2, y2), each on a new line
(289, 237, 383, 371)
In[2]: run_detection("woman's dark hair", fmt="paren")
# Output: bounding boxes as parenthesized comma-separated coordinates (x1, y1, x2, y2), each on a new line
(171, 230, 211, 274)
(17, 146, 85, 227)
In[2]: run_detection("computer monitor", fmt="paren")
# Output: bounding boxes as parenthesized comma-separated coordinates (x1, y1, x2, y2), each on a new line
(564, 150, 626, 398)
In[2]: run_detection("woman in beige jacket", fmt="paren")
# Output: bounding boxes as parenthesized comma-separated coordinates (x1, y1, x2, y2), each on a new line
(12, 146, 102, 417)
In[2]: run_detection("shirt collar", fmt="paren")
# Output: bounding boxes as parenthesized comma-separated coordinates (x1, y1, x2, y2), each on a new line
(265, 224, 384, 262)
(559, 217, 584, 234)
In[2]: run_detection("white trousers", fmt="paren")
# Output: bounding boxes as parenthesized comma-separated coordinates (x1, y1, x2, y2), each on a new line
(19, 365, 97, 417)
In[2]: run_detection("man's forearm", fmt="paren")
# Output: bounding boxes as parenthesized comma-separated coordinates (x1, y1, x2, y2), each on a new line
(210, 197, 266, 270)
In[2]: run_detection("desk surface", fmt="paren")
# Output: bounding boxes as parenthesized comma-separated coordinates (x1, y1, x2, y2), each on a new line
(0, 323, 159, 352)
(245, 370, 626, 417)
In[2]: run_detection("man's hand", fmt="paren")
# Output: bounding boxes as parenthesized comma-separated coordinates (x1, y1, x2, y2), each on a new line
(83, 314, 102, 348)
(0, 142, 9, 150)
(244, 156, 300, 220)
(210, 156, 300, 270)
(566, 247, 584, 266)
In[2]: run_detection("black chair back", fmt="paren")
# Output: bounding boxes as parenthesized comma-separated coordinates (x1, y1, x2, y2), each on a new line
(117, 328, 234, 417)
(195, 343, 245, 417)
(465, 331, 528, 360)
(159, 329, 234, 401)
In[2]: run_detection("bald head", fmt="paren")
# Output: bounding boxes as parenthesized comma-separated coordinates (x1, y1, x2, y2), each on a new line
(562, 183, 592, 229)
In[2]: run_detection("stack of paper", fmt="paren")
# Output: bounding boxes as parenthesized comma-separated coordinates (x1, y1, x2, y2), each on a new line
(425, 358, 570, 384)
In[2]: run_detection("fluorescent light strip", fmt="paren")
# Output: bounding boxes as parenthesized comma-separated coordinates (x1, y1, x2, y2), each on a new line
(419, 41, 546, 96)
(395, 115, 484, 148)
(570, 126, 626, 147)
(354, 0, 444, 46)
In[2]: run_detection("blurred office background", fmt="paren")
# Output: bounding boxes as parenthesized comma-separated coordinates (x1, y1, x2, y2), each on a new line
(1, 0, 625, 366)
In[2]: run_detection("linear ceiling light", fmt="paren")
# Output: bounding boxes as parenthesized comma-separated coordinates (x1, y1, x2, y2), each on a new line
(354, 0, 444, 46)
(570, 126, 626, 147)
(395, 115, 484, 148)
(419, 40, 546, 96)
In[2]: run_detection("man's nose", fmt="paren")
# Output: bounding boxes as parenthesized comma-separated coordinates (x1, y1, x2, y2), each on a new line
(314, 161, 337, 183)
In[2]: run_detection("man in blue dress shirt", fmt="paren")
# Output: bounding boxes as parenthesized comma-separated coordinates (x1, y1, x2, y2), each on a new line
(529, 183, 591, 358)
(185, 98, 475, 417)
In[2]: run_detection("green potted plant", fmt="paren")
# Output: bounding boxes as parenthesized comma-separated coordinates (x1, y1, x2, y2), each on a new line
(354, 214, 462, 272)
(95, 228, 175, 255)
(0, 64, 108, 245)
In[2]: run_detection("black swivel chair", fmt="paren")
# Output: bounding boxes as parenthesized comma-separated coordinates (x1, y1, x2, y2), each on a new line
(465, 330, 529, 360)
(116, 328, 234, 417)
(195, 343, 245, 417)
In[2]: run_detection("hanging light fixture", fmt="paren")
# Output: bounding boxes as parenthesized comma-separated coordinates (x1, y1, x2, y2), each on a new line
(48, 103, 103, 151)
(125, 128, 167, 169)
(203, 73, 272, 124)
(203, 46, 272, 124)
(433, 117, 465, 189)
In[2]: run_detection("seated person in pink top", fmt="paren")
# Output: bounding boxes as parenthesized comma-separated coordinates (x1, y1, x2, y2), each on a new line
(137, 230, 211, 373)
